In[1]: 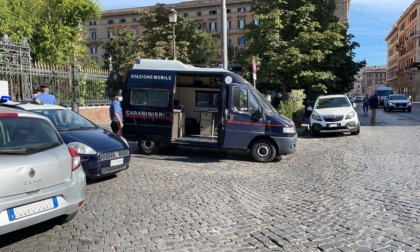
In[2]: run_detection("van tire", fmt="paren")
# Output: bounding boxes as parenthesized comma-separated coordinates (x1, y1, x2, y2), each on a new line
(138, 140, 160, 154)
(250, 139, 276, 162)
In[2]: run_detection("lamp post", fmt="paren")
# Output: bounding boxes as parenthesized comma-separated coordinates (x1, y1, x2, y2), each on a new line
(108, 55, 114, 99)
(168, 7, 178, 60)
(71, 57, 79, 113)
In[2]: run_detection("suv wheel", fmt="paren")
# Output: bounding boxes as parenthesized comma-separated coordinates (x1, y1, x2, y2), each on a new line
(408, 107, 412, 112)
(351, 123, 360, 135)
(310, 125, 319, 137)
(384, 106, 387, 112)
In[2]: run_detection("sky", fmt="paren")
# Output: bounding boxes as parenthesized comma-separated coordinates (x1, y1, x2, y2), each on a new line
(98, 0, 415, 67)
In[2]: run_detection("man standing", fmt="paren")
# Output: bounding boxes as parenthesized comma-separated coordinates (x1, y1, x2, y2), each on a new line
(369, 93, 379, 125)
(362, 94, 369, 115)
(110, 90, 124, 135)
(38, 84, 57, 104)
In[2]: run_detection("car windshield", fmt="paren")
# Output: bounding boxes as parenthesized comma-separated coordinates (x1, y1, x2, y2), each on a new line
(315, 97, 351, 109)
(29, 109, 98, 131)
(0, 117, 62, 155)
(389, 95, 407, 100)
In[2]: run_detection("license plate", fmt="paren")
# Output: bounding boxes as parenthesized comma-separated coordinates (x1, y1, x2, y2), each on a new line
(8, 197, 58, 221)
(328, 124, 338, 127)
(110, 158, 124, 166)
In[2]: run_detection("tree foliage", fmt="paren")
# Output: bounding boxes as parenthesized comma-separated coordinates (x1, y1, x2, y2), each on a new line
(241, 0, 364, 99)
(0, 0, 101, 66)
(138, 4, 218, 66)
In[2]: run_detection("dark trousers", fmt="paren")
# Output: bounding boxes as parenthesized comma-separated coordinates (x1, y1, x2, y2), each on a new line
(111, 121, 121, 135)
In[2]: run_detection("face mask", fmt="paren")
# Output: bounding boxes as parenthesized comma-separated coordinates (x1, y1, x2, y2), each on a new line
(117, 97, 123, 102)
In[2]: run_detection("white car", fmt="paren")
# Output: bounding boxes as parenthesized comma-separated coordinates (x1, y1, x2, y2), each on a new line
(384, 94, 412, 112)
(0, 106, 86, 235)
(308, 95, 360, 137)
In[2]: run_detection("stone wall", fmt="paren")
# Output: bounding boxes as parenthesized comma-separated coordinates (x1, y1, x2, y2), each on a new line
(79, 106, 109, 123)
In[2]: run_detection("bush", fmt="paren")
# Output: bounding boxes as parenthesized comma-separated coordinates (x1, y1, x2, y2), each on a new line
(278, 89, 306, 121)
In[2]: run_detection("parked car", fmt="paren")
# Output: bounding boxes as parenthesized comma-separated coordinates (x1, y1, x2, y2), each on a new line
(0, 106, 86, 235)
(307, 95, 360, 137)
(354, 95, 364, 102)
(1, 102, 131, 179)
(384, 94, 412, 112)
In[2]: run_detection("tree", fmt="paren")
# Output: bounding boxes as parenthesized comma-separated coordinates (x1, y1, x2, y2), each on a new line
(241, 0, 362, 99)
(0, 0, 101, 66)
(102, 26, 143, 81)
(138, 4, 218, 66)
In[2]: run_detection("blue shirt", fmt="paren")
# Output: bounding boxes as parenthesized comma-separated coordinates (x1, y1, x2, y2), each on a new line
(110, 100, 122, 122)
(38, 92, 57, 104)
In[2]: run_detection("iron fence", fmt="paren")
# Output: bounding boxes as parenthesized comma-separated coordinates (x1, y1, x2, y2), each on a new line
(0, 34, 122, 107)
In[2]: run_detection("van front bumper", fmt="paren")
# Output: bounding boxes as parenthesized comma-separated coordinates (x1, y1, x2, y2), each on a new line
(272, 134, 297, 155)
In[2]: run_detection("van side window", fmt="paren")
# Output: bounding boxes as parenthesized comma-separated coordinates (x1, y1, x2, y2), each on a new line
(131, 89, 169, 107)
(232, 86, 248, 112)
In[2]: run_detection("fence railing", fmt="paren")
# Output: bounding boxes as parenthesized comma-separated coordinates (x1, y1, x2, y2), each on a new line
(0, 34, 122, 107)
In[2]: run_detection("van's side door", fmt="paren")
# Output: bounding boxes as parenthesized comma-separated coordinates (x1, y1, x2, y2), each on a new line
(222, 84, 264, 149)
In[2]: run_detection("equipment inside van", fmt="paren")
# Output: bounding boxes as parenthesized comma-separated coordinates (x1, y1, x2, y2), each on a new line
(121, 59, 297, 162)
(374, 86, 393, 106)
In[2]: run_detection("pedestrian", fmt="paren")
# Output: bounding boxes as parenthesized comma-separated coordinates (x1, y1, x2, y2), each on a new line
(369, 93, 379, 125)
(37, 84, 57, 104)
(110, 90, 124, 135)
(31, 86, 41, 101)
(362, 94, 369, 115)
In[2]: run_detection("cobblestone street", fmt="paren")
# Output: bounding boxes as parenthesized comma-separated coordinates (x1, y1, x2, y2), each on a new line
(1, 105, 420, 251)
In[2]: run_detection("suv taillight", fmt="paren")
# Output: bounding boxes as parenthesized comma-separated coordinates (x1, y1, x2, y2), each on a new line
(68, 146, 81, 171)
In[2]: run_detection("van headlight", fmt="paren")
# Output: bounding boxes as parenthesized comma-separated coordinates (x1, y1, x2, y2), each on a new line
(283, 127, 296, 134)
(68, 142, 97, 154)
(311, 113, 322, 121)
(345, 111, 355, 119)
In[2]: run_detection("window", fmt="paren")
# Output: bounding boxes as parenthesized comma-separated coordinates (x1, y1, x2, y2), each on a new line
(91, 31, 97, 40)
(196, 22, 203, 30)
(232, 87, 248, 112)
(132, 17, 137, 22)
(238, 19, 246, 29)
(120, 18, 126, 23)
(238, 7, 246, 13)
(209, 21, 217, 31)
(227, 9, 231, 13)
(131, 26, 138, 35)
(253, 19, 260, 26)
(227, 38, 232, 45)
(90, 47, 97, 54)
(183, 13, 188, 17)
(227, 19, 232, 30)
(196, 91, 220, 108)
(209, 10, 217, 15)
(197, 11, 202, 16)
(89, 21, 96, 26)
(108, 29, 114, 38)
(131, 89, 169, 107)
(107, 20, 114, 24)
(238, 37, 246, 45)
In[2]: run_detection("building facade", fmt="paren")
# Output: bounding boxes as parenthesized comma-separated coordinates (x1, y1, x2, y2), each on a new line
(85, 0, 351, 66)
(360, 66, 387, 96)
(385, 0, 420, 101)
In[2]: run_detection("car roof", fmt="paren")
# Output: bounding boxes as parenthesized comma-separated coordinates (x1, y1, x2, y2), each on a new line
(1, 101, 70, 111)
(317, 95, 347, 99)
(0, 106, 49, 119)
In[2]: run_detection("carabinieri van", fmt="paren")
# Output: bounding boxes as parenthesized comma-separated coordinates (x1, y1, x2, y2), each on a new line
(121, 59, 297, 162)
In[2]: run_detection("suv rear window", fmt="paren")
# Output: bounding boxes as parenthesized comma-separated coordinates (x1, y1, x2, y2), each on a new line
(0, 117, 62, 155)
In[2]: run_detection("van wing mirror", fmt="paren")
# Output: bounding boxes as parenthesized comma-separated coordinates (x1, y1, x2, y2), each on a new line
(251, 108, 263, 122)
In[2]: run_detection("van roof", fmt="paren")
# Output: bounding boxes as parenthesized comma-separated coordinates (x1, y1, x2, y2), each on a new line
(132, 59, 228, 73)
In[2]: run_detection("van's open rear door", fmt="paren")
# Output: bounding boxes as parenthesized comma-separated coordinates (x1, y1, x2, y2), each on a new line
(122, 70, 176, 144)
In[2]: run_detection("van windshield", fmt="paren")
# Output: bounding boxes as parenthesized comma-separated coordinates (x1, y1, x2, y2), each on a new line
(376, 90, 393, 96)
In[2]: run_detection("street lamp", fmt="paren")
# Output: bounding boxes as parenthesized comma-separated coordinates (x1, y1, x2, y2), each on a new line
(108, 55, 114, 99)
(168, 7, 178, 60)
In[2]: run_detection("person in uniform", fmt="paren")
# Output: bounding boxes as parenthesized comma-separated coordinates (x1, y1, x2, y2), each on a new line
(109, 90, 124, 135)
(37, 84, 57, 104)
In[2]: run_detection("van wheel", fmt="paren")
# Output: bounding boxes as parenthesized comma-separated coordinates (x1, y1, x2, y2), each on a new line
(250, 139, 276, 162)
(138, 140, 160, 154)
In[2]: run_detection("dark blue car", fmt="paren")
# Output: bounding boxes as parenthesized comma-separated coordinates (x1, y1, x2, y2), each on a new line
(4, 102, 130, 179)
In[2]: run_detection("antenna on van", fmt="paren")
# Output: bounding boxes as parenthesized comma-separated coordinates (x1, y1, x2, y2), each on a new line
(135, 57, 141, 64)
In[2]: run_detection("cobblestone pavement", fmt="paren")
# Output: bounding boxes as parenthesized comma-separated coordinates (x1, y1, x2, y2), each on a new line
(1, 105, 420, 251)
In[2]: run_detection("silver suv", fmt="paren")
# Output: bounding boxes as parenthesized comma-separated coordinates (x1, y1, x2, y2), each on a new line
(0, 107, 86, 235)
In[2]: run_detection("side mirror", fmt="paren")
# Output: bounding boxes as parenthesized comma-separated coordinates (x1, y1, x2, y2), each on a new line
(251, 108, 263, 122)
(307, 106, 313, 111)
